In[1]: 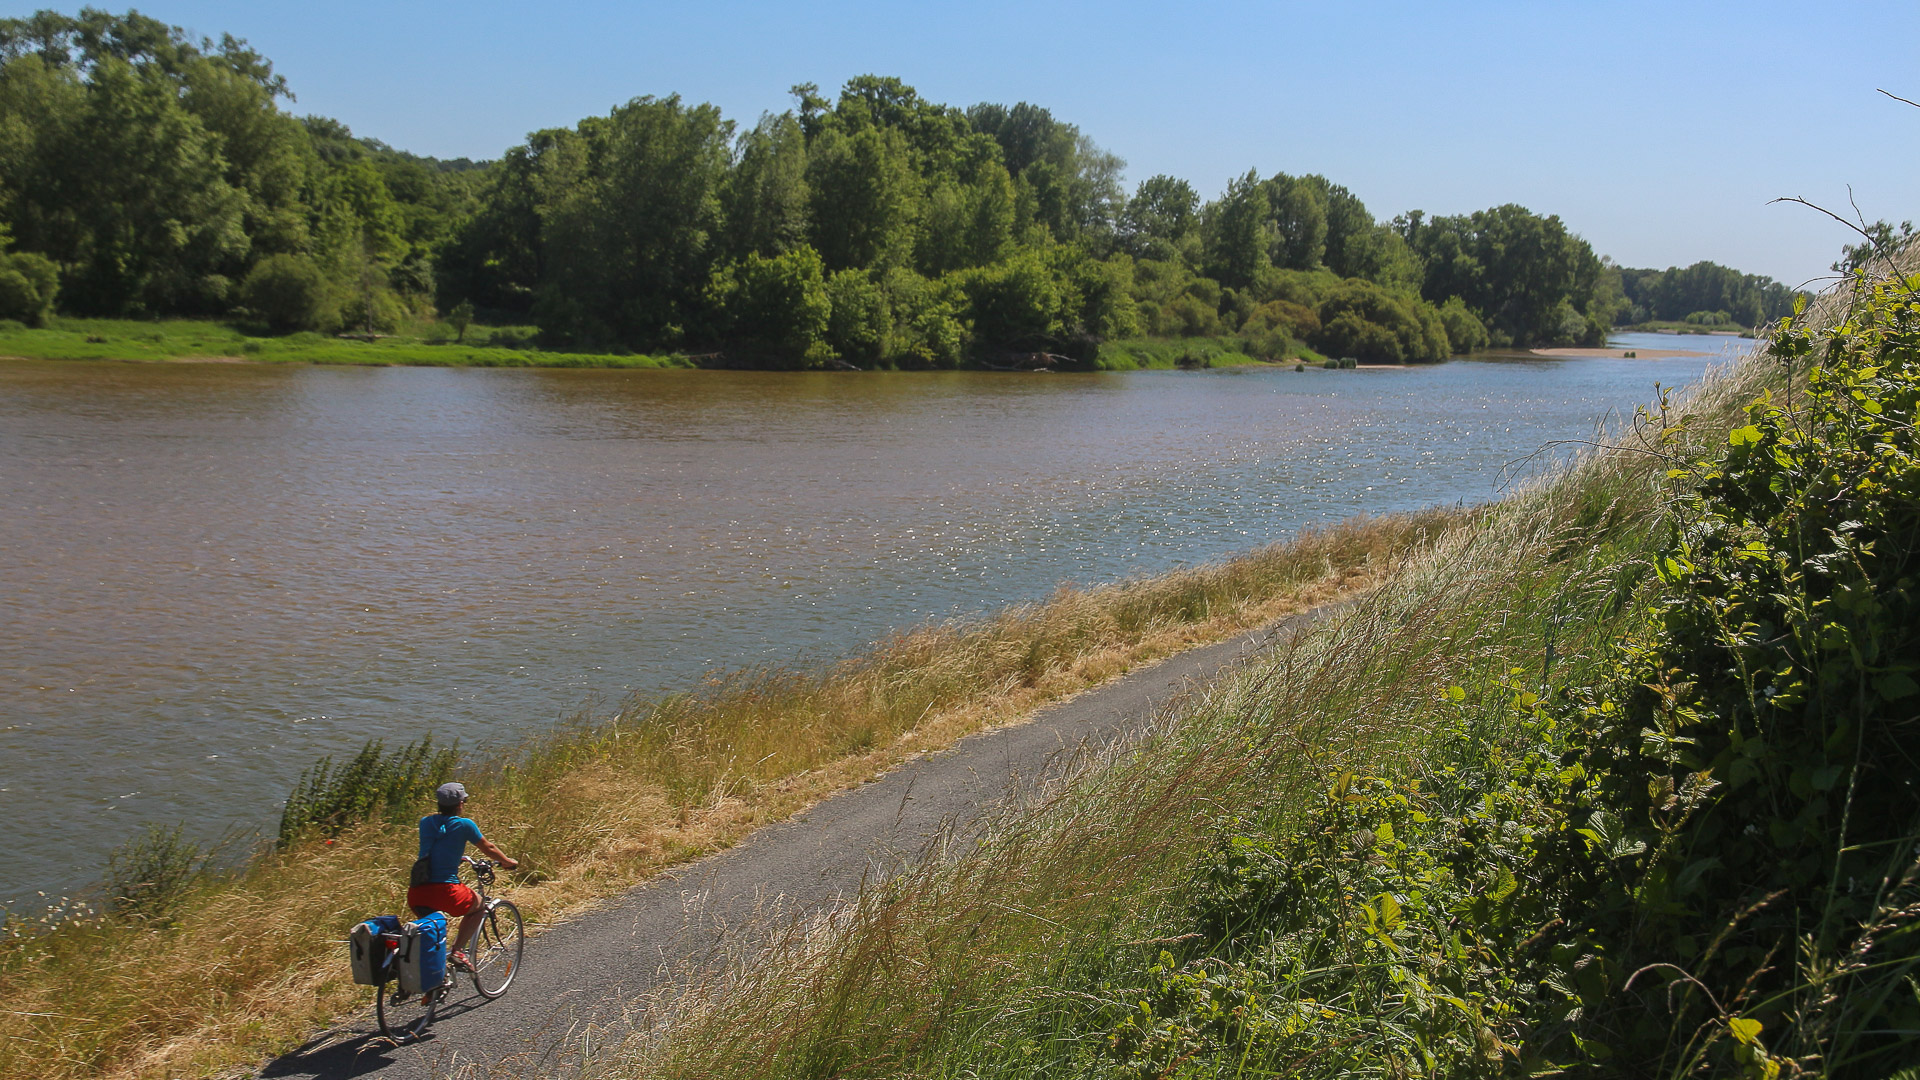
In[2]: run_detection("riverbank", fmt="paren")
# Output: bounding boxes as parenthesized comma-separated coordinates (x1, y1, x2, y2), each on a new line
(0, 509, 1454, 1080)
(0, 318, 691, 369)
(0, 318, 1337, 372)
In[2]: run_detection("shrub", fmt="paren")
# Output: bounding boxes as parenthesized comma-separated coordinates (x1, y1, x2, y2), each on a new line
(336, 288, 405, 335)
(709, 245, 834, 367)
(1311, 280, 1448, 362)
(276, 736, 459, 847)
(1527, 278, 1920, 1076)
(105, 825, 206, 921)
(0, 251, 59, 327)
(1437, 295, 1489, 352)
(240, 254, 334, 333)
(825, 268, 888, 366)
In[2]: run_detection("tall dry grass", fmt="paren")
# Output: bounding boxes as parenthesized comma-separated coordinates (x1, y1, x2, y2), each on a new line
(585, 333, 1788, 1078)
(0, 511, 1447, 1080)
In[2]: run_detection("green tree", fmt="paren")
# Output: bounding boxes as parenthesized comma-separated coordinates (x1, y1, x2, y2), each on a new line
(1401, 204, 1605, 346)
(824, 267, 889, 365)
(240, 252, 332, 331)
(710, 244, 833, 365)
(0, 247, 57, 325)
(806, 124, 919, 272)
(1263, 173, 1328, 271)
(1119, 175, 1199, 262)
(722, 111, 810, 260)
(1435, 295, 1487, 352)
(539, 95, 733, 346)
(1203, 170, 1270, 289)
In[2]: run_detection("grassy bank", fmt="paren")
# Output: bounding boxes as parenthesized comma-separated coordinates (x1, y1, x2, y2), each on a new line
(574, 266, 1920, 1078)
(0, 317, 689, 368)
(0, 509, 1453, 1079)
(0, 317, 1347, 373)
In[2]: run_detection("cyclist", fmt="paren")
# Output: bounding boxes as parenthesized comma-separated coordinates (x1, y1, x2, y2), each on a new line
(406, 781, 518, 970)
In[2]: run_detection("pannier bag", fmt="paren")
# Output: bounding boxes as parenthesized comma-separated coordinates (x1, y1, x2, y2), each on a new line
(348, 915, 404, 986)
(395, 911, 449, 995)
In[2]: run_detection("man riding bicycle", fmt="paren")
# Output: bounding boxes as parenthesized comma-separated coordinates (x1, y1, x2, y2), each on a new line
(407, 781, 518, 970)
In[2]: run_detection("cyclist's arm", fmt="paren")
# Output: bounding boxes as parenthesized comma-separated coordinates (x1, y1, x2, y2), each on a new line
(474, 836, 518, 871)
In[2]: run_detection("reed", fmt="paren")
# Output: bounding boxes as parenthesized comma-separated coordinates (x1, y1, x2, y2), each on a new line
(0, 503, 1442, 1079)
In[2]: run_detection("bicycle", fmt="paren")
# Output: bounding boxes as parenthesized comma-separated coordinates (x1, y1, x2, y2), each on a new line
(375, 856, 525, 1041)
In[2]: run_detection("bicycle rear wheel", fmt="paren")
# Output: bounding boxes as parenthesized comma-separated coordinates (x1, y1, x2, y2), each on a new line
(470, 899, 523, 997)
(375, 978, 437, 1042)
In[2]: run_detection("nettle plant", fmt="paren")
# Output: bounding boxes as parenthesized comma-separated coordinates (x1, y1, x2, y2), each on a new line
(1545, 272, 1920, 1077)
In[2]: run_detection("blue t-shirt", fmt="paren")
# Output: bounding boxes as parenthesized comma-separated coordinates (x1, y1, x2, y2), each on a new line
(416, 814, 484, 884)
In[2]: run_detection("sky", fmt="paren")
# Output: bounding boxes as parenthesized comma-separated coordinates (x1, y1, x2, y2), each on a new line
(9, 0, 1917, 287)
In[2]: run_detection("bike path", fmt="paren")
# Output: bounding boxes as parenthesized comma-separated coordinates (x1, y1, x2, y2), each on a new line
(260, 607, 1333, 1080)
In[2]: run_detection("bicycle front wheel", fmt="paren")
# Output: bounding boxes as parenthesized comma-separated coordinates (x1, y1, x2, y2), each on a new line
(375, 978, 436, 1042)
(471, 899, 524, 997)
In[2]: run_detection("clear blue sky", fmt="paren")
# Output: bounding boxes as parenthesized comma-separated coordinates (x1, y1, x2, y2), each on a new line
(12, 0, 1918, 286)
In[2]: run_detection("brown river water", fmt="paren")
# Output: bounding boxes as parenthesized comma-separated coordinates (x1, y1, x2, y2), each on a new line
(0, 336, 1744, 904)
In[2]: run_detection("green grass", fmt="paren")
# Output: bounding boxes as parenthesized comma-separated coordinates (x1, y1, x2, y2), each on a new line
(0, 316, 690, 368)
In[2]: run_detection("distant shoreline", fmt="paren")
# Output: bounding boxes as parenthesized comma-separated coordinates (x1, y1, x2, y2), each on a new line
(1530, 345, 1715, 359)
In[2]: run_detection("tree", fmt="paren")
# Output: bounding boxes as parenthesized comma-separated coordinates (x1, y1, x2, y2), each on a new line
(537, 94, 733, 346)
(0, 246, 57, 325)
(1833, 219, 1914, 275)
(1402, 204, 1605, 346)
(1264, 173, 1328, 271)
(710, 244, 832, 365)
(806, 125, 919, 272)
(241, 252, 332, 331)
(447, 300, 474, 343)
(1119, 175, 1199, 261)
(722, 112, 810, 260)
(1203, 170, 1270, 289)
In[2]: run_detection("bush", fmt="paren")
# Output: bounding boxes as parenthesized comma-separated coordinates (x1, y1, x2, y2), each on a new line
(276, 736, 459, 847)
(883, 268, 965, 368)
(336, 288, 405, 335)
(825, 268, 888, 366)
(240, 254, 334, 333)
(0, 318, 27, 333)
(105, 825, 206, 921)
(1311, 280, 1449, 362)
(0, 251, 59, 327)
(1526, 278, 1920, 1075)
(1437, 295, 1489, 352)
(709, 246, 834, 367)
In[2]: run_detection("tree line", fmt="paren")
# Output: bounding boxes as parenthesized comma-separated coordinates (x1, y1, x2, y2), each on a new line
(0, 9, 1809, 365)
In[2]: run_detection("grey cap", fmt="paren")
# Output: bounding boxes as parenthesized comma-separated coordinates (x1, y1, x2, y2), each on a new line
(435, 781, 469, 808)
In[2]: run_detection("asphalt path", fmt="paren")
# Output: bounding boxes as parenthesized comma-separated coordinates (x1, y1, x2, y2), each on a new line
(262, 608, 1330, 1080)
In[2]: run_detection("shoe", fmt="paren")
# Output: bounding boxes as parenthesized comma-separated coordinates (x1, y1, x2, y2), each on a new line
(450, 950, 473, 972)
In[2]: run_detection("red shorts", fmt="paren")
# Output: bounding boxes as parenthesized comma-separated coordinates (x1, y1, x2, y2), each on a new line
(406, 882, 480, 917)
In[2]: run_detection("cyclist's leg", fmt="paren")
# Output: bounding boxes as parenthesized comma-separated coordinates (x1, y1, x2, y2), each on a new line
(451, 891, 486, 961)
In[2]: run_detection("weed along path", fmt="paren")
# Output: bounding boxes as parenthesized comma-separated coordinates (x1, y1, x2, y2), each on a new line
(261, 606, 1337, 1080)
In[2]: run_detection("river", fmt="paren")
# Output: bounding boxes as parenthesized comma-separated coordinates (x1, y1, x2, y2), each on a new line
(0, 332, 1749, 904)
